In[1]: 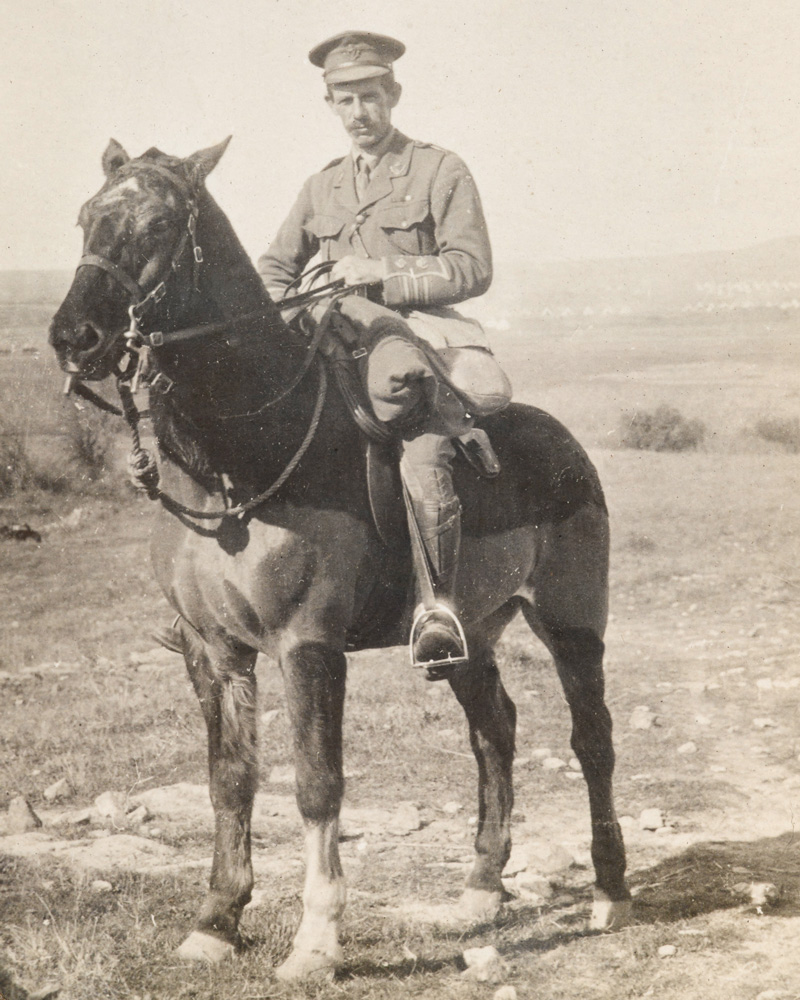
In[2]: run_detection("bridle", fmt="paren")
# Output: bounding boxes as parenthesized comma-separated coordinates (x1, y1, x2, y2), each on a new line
(65, 160, 361, 520)
(76, 159, 204, 361)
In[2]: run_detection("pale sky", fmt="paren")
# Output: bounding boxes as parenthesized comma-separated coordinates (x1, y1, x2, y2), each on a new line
(2, 0, 799, 271)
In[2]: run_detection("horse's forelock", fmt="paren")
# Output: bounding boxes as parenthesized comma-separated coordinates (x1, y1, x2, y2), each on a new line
(141, 146, 170, 162)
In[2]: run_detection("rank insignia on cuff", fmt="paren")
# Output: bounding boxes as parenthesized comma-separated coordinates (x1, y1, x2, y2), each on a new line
(384, 256, 449, 281)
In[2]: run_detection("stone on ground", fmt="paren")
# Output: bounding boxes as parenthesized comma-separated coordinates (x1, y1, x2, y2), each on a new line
(388, 801, 422, 835)
(494, 987, 518, 1000)
(94, 791, 128, 825)
(7, 797, 42, 834)
(60, 808, 93, 827)
(527, 841, 574, 875)
(639, 807, 664, 831)
(126, 804, 151, 827)
(43, 778, 72, 803)
(462, 945, 506, 983)
(629, 705, 656, 730)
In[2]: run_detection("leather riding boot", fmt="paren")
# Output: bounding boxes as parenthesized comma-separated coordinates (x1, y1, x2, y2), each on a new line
(410, 496, 467, 668)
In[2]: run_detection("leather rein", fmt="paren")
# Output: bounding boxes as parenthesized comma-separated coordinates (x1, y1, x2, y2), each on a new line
(66, 162, 358, 520)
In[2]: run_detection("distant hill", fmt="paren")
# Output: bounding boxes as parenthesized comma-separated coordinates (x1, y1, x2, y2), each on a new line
(2, 235, 799, 319)
(478, 235, 800, 320)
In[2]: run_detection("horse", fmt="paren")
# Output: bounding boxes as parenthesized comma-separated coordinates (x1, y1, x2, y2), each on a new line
(49, 139, 631, 980)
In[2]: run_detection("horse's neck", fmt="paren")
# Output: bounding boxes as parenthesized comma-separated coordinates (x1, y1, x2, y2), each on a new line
(151, 191, 313, 486)
(161, 191, 306, 403)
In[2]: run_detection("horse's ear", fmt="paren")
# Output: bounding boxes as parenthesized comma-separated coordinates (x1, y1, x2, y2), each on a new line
(102, 139, 130, 177)
(184, 136, 232, 187)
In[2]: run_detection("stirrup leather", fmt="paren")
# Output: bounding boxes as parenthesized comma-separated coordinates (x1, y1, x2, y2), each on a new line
(409, 603, 469, 670)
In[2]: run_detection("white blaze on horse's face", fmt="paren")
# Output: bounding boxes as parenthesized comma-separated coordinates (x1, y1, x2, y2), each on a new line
(79, 176, 183, 289)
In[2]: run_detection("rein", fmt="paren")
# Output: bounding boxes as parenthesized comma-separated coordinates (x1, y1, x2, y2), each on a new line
(119, 358, 328, 520)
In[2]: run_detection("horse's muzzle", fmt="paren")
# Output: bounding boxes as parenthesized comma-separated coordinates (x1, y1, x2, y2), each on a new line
(49, 319, 122, 381)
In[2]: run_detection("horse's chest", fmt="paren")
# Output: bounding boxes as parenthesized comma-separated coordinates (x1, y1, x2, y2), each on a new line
(152, 508, 370, 645)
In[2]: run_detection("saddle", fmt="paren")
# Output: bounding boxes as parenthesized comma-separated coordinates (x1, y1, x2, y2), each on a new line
(321, 312, 500, 551)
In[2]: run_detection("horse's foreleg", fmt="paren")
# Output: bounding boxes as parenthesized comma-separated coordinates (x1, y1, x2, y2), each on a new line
(542, 620, 631, 929)
(276, 641, 347, 981)
(177, 629, 258, 963)
(448, 636, 516, 922)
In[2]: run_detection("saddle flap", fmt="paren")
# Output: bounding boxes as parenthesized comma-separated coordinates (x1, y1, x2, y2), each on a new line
(366, 440, 409, 551)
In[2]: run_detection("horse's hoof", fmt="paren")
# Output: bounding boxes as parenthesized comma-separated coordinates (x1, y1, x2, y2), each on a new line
(590, 890, 632, 931)
(177, 930, 236, 963)
(458, 888, 503, 923)
(275, 948, 340, 981)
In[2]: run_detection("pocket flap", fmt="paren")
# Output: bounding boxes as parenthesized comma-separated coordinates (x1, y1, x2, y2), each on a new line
(375, 199, 429, 230)
(306, 214, 348, 239)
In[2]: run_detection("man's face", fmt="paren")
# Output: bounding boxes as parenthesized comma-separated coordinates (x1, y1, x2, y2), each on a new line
(326, 77, 401, 151)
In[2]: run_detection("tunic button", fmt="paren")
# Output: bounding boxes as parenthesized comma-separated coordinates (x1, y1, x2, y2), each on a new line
(355, 213, 366, 224)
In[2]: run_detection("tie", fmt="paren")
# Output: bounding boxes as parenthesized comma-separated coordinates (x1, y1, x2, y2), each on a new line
(355, 159, 371, 201)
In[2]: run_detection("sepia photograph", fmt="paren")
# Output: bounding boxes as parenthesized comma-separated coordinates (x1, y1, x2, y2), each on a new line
(1, 1, 799, 997)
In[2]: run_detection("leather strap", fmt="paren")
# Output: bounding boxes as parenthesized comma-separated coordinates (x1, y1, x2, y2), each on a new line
(77, 253, 144, 299)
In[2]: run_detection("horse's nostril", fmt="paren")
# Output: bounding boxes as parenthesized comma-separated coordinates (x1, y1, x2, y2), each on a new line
(75, 322, 102, 353)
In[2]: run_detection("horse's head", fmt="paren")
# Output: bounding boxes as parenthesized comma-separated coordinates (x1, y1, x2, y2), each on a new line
(49, 138, 230, 380)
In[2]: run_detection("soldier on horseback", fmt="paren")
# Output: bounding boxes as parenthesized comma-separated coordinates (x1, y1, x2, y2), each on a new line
(258, 31, 512, 668)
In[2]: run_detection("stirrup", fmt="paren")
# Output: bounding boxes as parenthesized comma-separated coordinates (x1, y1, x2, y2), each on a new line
(409, 604, 469, 673)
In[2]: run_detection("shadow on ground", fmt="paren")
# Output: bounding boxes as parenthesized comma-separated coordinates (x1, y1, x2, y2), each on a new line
(629, 831, 800, 923)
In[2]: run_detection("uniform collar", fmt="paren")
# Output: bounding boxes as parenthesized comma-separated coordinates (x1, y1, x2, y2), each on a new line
(333, 130, 413, 195)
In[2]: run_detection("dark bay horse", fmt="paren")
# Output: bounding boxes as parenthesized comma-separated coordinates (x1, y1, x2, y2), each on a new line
(49, 140, 630, 979)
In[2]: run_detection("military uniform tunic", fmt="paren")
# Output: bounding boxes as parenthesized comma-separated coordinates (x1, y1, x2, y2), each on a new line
(257, 130, 493, 349)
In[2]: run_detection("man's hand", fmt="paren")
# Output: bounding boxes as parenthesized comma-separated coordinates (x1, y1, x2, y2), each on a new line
(330, 255, 384, 287)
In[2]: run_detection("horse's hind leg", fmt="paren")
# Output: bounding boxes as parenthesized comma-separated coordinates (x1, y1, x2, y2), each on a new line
(545, 623, 630, 928)
(275, 640, 347, 981)
(447, 604, 518, 922)
(523, 507, 631, 930)
(177, 626, 258, 963)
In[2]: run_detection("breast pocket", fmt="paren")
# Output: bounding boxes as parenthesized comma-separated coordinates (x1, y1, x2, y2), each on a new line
(306, 214, 349, 259)
(375, 199, 431, 254)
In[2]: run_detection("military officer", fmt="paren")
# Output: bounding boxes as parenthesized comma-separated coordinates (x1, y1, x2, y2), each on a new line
(257, 30, 512, 670)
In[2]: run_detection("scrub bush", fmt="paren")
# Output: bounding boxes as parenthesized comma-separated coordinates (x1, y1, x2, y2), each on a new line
(753, 415, 800, 453)
(618, 404, 706, 452)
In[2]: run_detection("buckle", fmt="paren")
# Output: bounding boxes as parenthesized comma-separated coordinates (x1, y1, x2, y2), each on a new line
(147, 331, 164, 347)
(193, 245, 204, 263)
(150, 371, 175, 394)
(152, 282, 166, 303)
(352, 347, 368, 359)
